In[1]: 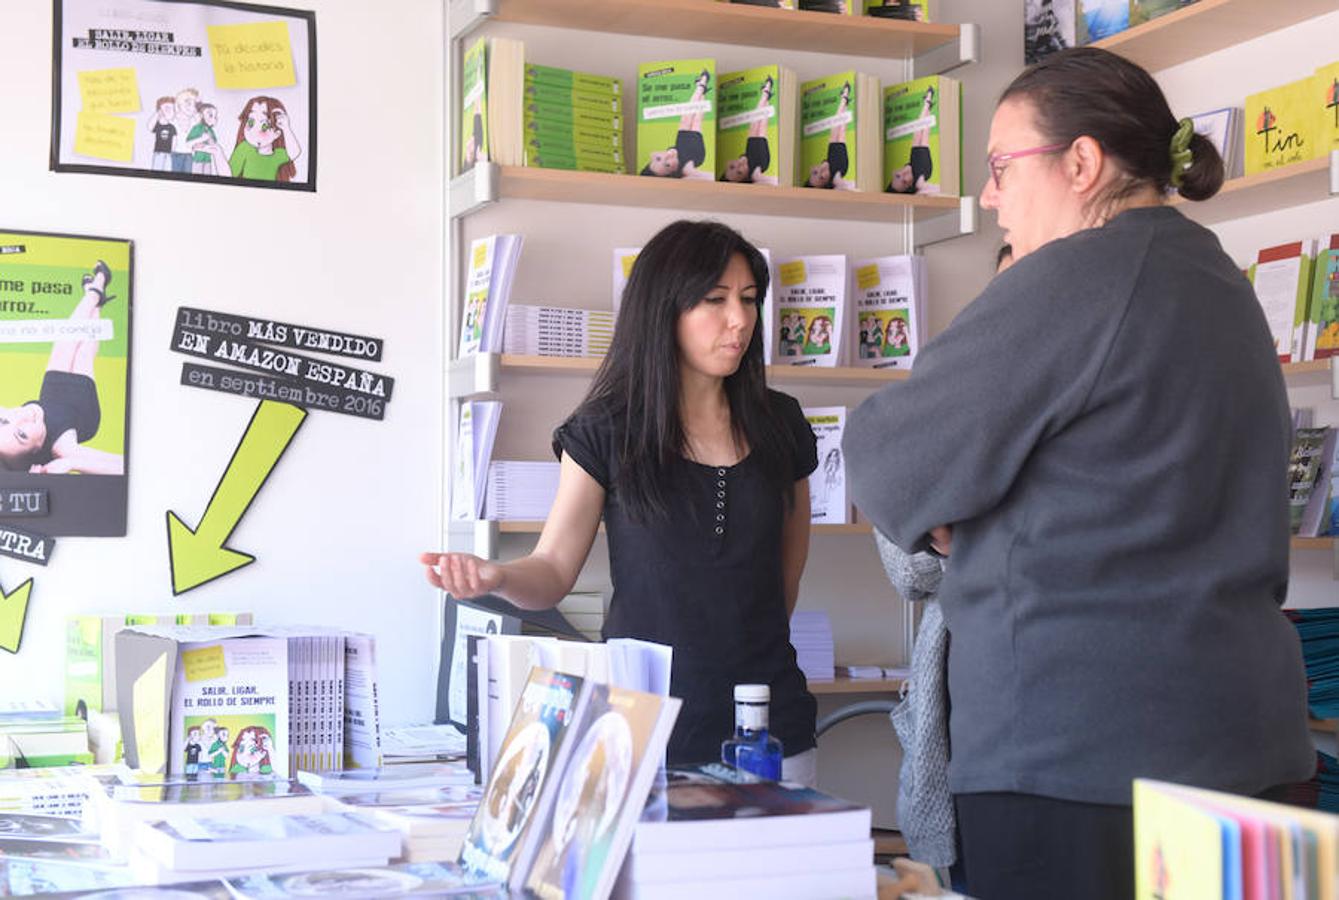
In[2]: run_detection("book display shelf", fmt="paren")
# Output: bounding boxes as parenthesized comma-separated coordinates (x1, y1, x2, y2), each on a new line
(443, 0, 983, 683)
(1097, 5, 1339, 575)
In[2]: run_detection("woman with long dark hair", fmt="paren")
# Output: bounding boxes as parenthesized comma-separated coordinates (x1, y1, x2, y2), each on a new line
(422, 220, 819, 780)
(845, 47, 1313, 899)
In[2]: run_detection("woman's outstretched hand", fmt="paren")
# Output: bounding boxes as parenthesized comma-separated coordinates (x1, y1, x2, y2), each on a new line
(420, 551, 504, 599)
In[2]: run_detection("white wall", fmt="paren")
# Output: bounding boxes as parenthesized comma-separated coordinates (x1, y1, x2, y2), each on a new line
(0, 0, 446, 726)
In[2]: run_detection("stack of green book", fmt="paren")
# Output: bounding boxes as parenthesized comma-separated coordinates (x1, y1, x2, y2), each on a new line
(523, 64, 625, 174)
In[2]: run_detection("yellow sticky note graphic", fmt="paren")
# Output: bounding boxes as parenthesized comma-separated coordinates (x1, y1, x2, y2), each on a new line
(621, 253, 639, 278)
(74, 111, 135, 162)
(132, 653, 168, 774)
(472, 242, 488, 269)
(856, 264, 881, 291)
(182, 645, 227, 683)
(207, 21, 297, 90)
(779, 260, 807, 287)
(77, 68, 141, 115)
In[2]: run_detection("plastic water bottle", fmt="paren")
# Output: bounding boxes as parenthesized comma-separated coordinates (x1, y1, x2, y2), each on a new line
(721, 683, 783, 781)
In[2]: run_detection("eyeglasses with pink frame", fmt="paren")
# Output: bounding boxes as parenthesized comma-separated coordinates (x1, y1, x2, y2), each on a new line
(986, 142, 1069, 189)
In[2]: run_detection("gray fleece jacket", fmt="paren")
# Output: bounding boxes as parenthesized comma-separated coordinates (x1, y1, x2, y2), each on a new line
(844, 206, 1314, 806)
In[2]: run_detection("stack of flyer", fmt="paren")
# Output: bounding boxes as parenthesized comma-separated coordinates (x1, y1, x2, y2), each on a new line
(459, 234, 525, 358)
(788, 611, 836, 683)
(0, 764, 126, 818)
(523, 63, 624, 174)
(502, 304, 615, 359)
(82, 774, 327, 861)
(113, 624, 383, 782)
(614, 763, 874, 899)
(129, 812, 402, 885)
(850, 256, 927, 371)
(483, 461, 561, 521)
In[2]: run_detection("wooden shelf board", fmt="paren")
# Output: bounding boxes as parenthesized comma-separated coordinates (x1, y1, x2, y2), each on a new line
(1282, 358, 1334, 377)
(808, 675, 905, 695)
(1291, 536, 1336, 550)
(1091, 0, 1339, 72)
(488, 166, 962, 224)
(1170, 155, 1334, 226)
(1310, 717, 1339, 734)
(474, 0, 961, 59)
(500, 354, 911, 386)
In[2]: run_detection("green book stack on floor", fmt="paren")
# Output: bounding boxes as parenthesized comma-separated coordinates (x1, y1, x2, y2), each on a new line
(523, 63, 624, 173)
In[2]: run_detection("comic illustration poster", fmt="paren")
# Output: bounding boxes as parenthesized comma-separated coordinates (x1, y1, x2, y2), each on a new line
(0, 230, 131, 538)
(52, 0, 317, 190)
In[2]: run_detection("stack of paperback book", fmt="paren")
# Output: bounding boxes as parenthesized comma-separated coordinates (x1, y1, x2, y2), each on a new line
(614, 763, 874, 899)
(301, 761, 483, 862)
(483, 461, 561, 521)
(882, 74, 960, 197)
(1288, 426, 1336, 537)
(0, 765, 124, 818)
(1285, 607, 1339, 720)
(0, 717, 91, 769)
(114, 624, 383, 781)
(1189, 106, 1243, 180)
(524, 64, 625, 174)
(83, 774, 327, 860)
(788, 611, 836, 682)
(129, 812, 403, 885)
(503, 304, 615, 359)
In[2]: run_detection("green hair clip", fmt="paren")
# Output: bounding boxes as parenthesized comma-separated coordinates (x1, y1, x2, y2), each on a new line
(1169, 117, 1194, 189)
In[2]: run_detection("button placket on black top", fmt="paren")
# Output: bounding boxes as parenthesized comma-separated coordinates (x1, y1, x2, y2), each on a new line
(714, 467, 727, 537)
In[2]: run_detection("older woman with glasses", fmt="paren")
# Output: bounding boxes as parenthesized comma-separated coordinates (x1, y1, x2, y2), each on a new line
(844, 47, 1313, 900)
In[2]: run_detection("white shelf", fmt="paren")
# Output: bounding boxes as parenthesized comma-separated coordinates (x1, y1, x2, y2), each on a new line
(450, 164, 977, 240)
(1172, 152, 1339, 226)
(448, 0, 977, 75)
(1090, 0, 1339, 72)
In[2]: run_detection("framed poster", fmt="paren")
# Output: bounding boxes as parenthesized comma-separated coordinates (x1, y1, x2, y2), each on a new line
(0, 230, 133, 536)
(51, 0, 317, 190)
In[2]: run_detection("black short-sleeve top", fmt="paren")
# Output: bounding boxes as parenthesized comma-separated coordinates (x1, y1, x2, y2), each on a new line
(553, 389, 819, 765)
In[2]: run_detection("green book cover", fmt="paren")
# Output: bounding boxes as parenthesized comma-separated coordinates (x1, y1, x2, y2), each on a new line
(717, 65, 780, 184)
(523, 82, 623, 115)
(524, 151, 625, 174)
(1312, 237, 1339, 360)
(1129, 0, 1197, 26)
(800, 72, 855, 189)
(637, 59, 716, 180)
(461, 37, 489, 172)
(524, 101, 623, 132)
(523, 117, 622, 148)
(525, 136, 624, 162)
(883, 75, 944, 194)
(64, 617, 103, 717)
(525, 64, 620, 97)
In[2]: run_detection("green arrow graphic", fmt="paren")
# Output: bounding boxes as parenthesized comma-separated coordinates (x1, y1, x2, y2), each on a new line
(167, 400, 307, 595)
(0, 579, 32, 654)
